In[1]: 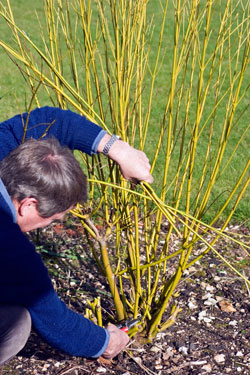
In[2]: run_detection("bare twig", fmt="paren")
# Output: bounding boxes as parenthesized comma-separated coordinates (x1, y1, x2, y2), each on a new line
(56, 365, 91, 375)
(126, 350, 159, 375)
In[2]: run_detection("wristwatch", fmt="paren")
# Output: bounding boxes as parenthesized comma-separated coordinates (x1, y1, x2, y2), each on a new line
(102, 134, 121, 156)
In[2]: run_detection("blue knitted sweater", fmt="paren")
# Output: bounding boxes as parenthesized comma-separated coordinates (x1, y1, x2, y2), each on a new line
(0, 107, 109, 358)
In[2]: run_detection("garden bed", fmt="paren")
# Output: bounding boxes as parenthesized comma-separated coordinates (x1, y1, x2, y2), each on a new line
(2, 218, 249, 375)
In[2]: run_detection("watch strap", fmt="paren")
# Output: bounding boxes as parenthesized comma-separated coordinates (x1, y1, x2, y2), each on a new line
(102, 135, 121, 155)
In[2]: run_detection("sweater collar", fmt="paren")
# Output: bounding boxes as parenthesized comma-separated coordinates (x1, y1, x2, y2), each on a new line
(0, 178, 17, 223)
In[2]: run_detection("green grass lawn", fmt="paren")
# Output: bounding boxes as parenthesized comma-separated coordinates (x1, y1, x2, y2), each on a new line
(0, 0, 249, 225)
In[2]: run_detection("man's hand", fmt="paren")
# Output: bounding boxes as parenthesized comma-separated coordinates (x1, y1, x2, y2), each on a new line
(98, 134, 154, 184)
(101, 324, 129, 359)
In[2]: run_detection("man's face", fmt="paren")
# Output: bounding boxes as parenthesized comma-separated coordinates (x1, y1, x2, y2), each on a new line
(13, 198, 71, 232)
(19, 210, 69, 232)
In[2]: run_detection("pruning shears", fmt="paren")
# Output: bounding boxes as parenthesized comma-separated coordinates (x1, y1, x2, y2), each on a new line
(117, 317, 141, 333)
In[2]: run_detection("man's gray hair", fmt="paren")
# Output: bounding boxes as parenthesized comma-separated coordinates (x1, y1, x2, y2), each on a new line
(0, 137, 87, 217)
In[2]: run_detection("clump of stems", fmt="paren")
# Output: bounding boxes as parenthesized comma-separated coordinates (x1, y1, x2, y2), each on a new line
(0, 0, 249, 338)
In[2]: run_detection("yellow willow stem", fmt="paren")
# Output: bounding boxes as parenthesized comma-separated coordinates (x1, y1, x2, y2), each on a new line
(148, 266, 183, 338)
(88, 297, 103, 326)
(143, 198, 151, 304)
(1, 0, 249, 338)
(0, 12, 108, 130)
(101, 228, 126, 321)
(115, 220, 127, 309)
(86, 242, 105, 276)
(81, 0, 95, 118)
(219, 123, 250, 178)
(186, 156, 250, 255)
(167, 206, 250, 251)
(122, 292, 134, 312)
(86, 179, 249, 252)
(84, 308, 94, 322)
(79, 1, 105, 120)
(46, 0, 64, 107)
(144, 258, 169, 320)
(148, 1, 182, 250)
(95, 297, 103, 327)
(88, 179, 149, 200)
(105, 180, 250, 254)
(161, 226, 174, 276)
(0, 36, 108, 130)
(114, 183, 137, 275)
(135, 9, 146, 150)
(124, 3, 146, 142)
(62, 0, 80, 94)
(195, 40, 250, 223)
(164, 201, 250, 286)
(159, 305, 182, 332)
(117, 247, 185, 276)
(166, 188, 250, 278)
(194, 1, 230, 122)
(126, 221, 136, 270)
(194, 174, 250, 260)
(192, 6, 229, 216)
(21, 82, 43, 143)
(96, 1, 118, 128)
(142, 183, 182, 238)
(5, 0, 40, 107)
(150, 0, 197, 169)
(161, 0, 181, 202)
(172, 38, 196, 212)
(112, 1, 125, 139)
(140, 185, 250, 285)
(133, 199, 141, 318)
(184, 0, 212, 239)
(212, 165, 250, 228)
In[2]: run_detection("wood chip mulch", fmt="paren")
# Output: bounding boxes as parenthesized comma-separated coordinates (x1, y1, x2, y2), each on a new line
(1, 218, 249, 375)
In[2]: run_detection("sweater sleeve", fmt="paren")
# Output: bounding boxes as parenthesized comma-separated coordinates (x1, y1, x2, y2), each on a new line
(0, 213, 109, 358)
(29, 289, 110, 357)
(0, 106, 106, 161)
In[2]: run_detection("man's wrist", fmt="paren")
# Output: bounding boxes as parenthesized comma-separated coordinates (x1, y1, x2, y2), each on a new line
(97, 134, 122, 156)
(91, 329, 110, 358)
(91, 130, 107, 154)
(102, 135, 121, 155)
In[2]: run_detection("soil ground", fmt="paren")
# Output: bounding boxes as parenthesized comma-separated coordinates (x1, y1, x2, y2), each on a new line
(1, 217, 249, 375)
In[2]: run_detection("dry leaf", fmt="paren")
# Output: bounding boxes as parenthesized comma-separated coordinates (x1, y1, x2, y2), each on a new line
(217, 299, 236, 313)
(98, 357, 113, 366)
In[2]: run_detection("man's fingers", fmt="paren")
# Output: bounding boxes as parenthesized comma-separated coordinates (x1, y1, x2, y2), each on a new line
(101, 324, 129, 359)
(103, 140, 154, 184)
(144, 173, 154, 184)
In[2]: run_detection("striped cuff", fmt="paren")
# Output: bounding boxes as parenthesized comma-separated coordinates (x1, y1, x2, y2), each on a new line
(91, 130, 107, 154)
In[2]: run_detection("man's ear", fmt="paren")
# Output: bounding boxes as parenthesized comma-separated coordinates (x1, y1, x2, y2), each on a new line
(17, 197, 38, 217)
